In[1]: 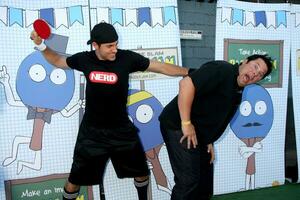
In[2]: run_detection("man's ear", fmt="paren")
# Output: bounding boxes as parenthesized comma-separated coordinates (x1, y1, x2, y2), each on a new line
(92, 42, 99, 50)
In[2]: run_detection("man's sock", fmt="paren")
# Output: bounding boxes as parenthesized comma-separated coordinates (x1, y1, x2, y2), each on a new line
(62, 187, 80, 200)
(134, 178, 149, 200)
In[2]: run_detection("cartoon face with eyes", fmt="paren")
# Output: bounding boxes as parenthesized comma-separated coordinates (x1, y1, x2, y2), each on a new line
(16, 51, 75, 111)
(127, 89, 164, 151)
(230, 84, 274, 139)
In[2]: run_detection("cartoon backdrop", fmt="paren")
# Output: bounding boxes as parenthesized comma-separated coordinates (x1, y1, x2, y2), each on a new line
(89, 1, 182, 199)
(0, 0, 91, 199)
(1, 0, 299, 199)
(291, 4, 300, 183)
(214, 0, 291, 195)
(0, 0, 181, 199)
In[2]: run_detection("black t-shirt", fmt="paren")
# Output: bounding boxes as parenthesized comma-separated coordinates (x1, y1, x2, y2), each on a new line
(159, 61, 242, 145)
(66, 49, 150, 128)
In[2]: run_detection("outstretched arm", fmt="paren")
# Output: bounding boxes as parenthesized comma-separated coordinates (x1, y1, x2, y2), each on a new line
(0, 65, 23, 107)
(30, 31, 69, 69)
(146, 60, 189, 76)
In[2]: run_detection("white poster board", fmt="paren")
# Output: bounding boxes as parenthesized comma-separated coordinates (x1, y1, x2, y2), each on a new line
(214, 0, 290, 195)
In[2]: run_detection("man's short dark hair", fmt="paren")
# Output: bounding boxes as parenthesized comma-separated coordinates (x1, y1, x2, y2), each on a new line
(246, 54, 273, 79)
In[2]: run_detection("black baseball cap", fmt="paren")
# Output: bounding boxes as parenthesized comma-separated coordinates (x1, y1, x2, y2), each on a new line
(87, 22, 118, 45)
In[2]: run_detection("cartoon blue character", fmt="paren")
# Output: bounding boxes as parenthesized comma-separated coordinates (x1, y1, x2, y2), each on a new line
(230, 84, 274, 190)
(127, 89, 171, 195)
(0, 34, 84, 174)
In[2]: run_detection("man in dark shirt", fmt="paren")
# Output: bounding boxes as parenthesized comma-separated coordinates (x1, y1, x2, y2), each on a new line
(159, 54, 273, 200)
(30, 22, 189, 200)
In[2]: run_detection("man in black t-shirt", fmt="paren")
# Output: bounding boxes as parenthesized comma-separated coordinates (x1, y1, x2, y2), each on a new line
(159, 54, 273, 200)
(31, 22, 189, 200)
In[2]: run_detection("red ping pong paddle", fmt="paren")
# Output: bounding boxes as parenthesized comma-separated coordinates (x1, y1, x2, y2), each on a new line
(33, 19, 51, 39)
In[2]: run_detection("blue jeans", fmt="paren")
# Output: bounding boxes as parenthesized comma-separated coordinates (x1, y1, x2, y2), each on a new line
(161, 125, 213, 200)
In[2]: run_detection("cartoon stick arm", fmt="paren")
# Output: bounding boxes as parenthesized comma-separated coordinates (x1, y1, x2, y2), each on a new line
(239, 141, 263, 158)
(79, 74, 85, 123)
(0, 65, 23, 107)
(61, 74, 86, 118)
(60, 99, 86, 117)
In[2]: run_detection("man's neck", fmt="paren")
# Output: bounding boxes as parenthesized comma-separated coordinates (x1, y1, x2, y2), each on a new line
(95, 50, 104, 61)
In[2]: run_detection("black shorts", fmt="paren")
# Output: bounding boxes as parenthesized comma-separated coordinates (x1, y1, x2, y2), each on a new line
(68, 120, 149, 185)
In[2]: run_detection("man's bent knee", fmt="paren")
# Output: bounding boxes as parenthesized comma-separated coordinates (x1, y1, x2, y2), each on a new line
(64, 181, 80, 192)
(134, 175, 149, 182)
(63, 181, 80, 200)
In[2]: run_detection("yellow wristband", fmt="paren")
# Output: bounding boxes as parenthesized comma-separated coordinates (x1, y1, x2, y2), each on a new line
(181, 120, 191, 126)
